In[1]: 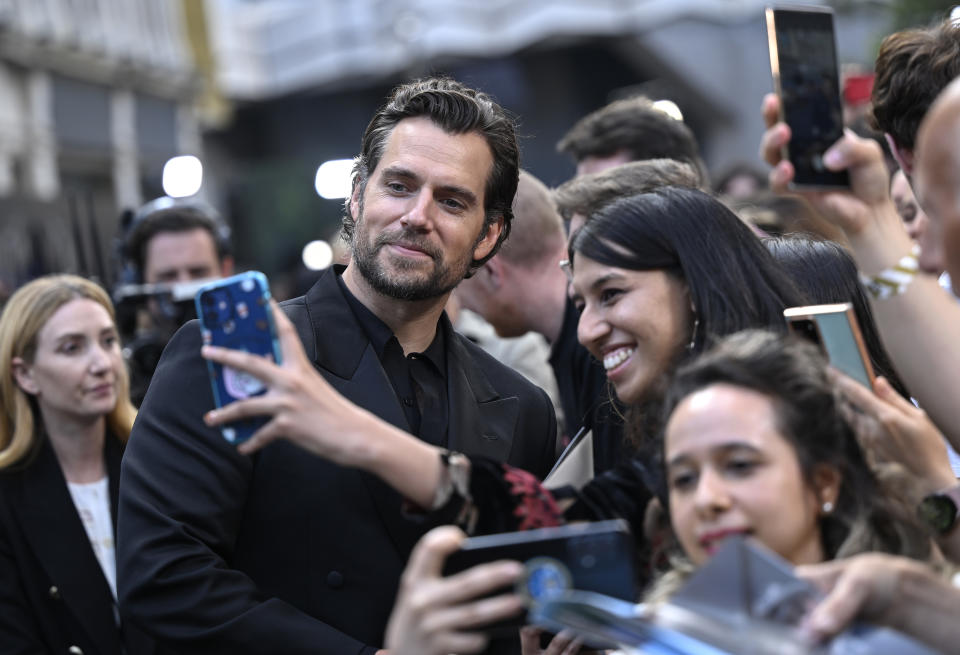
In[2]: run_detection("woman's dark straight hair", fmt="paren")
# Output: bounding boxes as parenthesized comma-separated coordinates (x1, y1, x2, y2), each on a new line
(569, 186, 807, 353)
(765, 235, 911, 399)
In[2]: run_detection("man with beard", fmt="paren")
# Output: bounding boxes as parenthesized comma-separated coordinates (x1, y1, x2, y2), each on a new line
(116, 78, 557, 654)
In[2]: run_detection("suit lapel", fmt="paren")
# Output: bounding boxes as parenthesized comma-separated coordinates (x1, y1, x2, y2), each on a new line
(294, 271, 425, 555)
(13, 438, 119, 655)
(290, 270, 519, 556)
(445, 322, 517, 462)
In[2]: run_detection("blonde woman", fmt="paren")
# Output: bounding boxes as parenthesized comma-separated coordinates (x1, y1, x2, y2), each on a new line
(0, 275, 151, 655)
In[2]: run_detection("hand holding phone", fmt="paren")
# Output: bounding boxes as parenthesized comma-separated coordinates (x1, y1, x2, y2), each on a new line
(385, 526, 527, 655)
(196, 272, 281, 444)
(766, 5, 848, 188)
(442, 520, 637, 638)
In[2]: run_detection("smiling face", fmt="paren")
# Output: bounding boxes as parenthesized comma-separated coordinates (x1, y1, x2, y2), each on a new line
(347, 116, 503, 302)
(571, 253, 691, 405)
(665, 383, 833, 567)
(13, 298, 123, 427)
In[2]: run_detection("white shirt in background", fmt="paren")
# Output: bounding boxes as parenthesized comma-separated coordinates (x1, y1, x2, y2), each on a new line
(67, 477, 117, 599)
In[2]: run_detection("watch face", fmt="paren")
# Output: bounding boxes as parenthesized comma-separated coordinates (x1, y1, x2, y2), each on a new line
(919, 494, 958, 534)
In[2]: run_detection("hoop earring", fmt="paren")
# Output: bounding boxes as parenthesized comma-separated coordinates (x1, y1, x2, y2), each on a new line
(686, 315, 700, 352)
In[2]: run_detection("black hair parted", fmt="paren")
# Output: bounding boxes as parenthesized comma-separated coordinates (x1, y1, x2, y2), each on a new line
(568, 186, 806, 353)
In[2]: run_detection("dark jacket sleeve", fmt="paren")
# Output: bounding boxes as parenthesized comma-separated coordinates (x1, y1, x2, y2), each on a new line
(116, 321, 375, 655)
(0, 517, 48, 654)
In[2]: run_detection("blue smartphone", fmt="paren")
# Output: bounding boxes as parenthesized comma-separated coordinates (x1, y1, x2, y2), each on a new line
(195, 271, 281, 444)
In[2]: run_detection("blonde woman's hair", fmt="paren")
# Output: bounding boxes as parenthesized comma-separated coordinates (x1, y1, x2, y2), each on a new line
(0, 275, 136, 468)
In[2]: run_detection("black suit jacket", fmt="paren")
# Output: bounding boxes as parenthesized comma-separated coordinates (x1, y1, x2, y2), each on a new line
(0, 434, 154, 655)
(117, 268, 557, 654)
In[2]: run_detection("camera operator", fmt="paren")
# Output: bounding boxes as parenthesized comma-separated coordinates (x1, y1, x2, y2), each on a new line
(114, 197, 234, 405)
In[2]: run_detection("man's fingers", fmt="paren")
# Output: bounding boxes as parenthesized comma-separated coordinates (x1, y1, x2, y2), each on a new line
(202, 345, 279, 381)
(403, 527, 468, 582)
(413, 559, 524, 610)
(269, 300, 300, 351)
(419, 591, 525, 633)
(204, 395, 278, 426)
(427, 631, 489, 655)
(236, 420, 284, 455)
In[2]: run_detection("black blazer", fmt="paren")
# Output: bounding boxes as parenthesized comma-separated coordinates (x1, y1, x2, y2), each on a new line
(0, 434, 154, 655)
(118, 267, 557, 654)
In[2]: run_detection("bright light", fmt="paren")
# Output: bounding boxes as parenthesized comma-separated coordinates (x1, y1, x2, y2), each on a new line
(652, 99, 684, 122)
(302, 240, 334, 270)
(315, 159, 353, 199)
(162, 155, 203, 198)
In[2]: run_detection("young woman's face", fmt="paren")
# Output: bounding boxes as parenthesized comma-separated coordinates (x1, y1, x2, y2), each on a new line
(571, 253, 691, 405)
(14, 299, 123, 425)
(665, 383, 834, 567)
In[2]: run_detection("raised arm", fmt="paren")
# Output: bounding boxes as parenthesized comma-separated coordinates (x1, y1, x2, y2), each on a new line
(760, 93, 960, 451)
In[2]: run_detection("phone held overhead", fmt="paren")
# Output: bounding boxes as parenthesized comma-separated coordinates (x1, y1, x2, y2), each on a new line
(766, 5, 849, 188)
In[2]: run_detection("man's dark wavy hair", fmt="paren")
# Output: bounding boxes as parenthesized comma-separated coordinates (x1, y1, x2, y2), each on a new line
(870, 17, 960, 152)
(344, 77, 519, 273)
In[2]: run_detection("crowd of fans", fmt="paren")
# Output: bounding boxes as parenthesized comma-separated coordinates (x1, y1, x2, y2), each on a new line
(4, 10, 960, 655)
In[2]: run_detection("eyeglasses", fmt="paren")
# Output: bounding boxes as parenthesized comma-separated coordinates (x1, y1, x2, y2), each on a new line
(559, 259, 572, 284)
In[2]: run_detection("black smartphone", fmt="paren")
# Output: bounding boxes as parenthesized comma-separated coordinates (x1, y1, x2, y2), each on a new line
(195, 271, 281, 444)
(442, 520, 636, 637)
(784, 303, 874, 387)
(766, 5, 849, 188)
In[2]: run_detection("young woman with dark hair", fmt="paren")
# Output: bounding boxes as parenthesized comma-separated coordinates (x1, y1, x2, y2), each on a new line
(661, 330, 930, 575)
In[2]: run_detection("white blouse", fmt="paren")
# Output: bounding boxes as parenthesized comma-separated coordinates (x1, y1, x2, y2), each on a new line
(66, 477, 116, 599)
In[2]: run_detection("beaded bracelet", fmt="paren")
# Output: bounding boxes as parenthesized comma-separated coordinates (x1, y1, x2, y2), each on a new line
(859, 245, 921, 301)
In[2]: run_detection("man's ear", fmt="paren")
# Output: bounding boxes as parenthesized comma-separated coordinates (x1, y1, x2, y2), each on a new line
(348, 183, 362, 222)
(482, 256, 505, 290)
(473, 214, 505, 263)
(885, 133, 914, 177)
(11, 357, 38, 396)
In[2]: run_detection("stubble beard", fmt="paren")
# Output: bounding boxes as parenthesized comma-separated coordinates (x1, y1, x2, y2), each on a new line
(351, 210, 476, 302)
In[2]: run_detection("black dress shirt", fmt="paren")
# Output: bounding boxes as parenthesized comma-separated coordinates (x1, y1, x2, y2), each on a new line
(337, 275, 449, 446)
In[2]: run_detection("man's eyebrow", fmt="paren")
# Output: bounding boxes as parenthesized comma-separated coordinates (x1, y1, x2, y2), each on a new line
(380, 165, 420, 182)
(380, 165, 478, 206)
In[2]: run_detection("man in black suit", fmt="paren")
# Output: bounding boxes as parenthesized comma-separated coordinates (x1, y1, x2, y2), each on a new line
(116, 78, 557, 654)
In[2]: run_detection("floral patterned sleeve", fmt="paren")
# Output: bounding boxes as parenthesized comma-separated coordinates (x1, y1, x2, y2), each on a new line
(429, 455, 657, 539)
